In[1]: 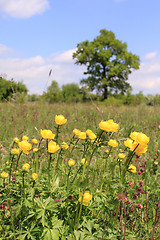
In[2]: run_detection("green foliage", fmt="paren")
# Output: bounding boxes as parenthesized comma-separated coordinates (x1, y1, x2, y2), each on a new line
(0, 77, 28, 101)
(73, 29, 140, 99)
(43, 81, 62, 103)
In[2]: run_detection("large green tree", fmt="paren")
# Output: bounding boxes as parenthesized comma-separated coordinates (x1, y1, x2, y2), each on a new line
(73, 29, 140, 99)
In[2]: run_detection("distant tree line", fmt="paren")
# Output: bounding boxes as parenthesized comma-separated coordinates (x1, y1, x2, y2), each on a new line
(1, 77, 160, 106)
(0, 77, 28, 101)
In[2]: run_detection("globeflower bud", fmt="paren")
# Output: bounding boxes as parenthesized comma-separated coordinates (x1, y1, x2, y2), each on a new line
(40, 129, 55, 139)
(22, 136, 29, 141)
(48, 141, 60, 153)
(55, 115, 67, 125)
(13, 137, 19, 143)
(32, 173, 38, 180)
(11, 148, 20, 155)
(78, 191, 92, 206)
(0, 171, 8, 178)
(22, 163, 30, 171)
(108, 139, 118, 147)
(68, 159, 75, 167)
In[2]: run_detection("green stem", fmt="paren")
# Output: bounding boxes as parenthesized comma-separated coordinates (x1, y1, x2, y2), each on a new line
(15, 151, 22, 171)
(22, 172, 25, 200)
(8, 200, 16, 240)
(9, 155, 14, 183)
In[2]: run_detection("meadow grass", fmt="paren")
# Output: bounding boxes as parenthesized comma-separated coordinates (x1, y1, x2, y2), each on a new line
(0, 102, 160, 239)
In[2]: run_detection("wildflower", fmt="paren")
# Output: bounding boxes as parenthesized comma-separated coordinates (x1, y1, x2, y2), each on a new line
(13, 137, 19, 143)
(108, 139, 118, 147)
(118, 153, 126, 159)
(48, 141, 60, 153)
(22, 163, 30, 171)
(81, 158, 87, 165)
(136, 132, 149, 147)
(130, 132, 139, 141)
(99, 119, 119, 132)
(128, 164, 136, 173)
(55, 115, 67, 125)
(61, 142, 69, 150)
(73, 128, 81, 136)
(22, 136, 29, 141)
(55, 199, 60, 202)
(32, 139, 38, 144)
(133, 144, 147, 156)
(137, 204, 143, 209)
(78, 132, 86, 139)
(68, 195, 74, 200)
(0, 171, 8, 178)
(86, 129, 96, 140)
(124, 138, 133, 149)
(40, 129, 55, 139)
(32, 173, 38, 180)
(68, 159, 75, 167)
(78, 191, 92, 206)
(11, 148, 19, 155)
(18, 140, 32, 154)
(33, 148, 38, 152)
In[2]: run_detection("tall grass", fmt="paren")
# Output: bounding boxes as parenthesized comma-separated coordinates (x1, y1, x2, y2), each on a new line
(0, 102, 160, 239)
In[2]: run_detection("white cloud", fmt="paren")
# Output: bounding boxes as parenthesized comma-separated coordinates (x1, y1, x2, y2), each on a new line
(0, 45, 84, 94)
(0, 0, 49, 18)
(0, 44, 15, 57)
(52, 49, 77, 63)
(1, 44, 160, 96)
(129, 52, 160, 95)
(144, 51, 157, 60)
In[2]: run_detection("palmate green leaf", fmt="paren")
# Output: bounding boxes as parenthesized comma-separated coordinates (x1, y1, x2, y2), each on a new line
(51, 216, 63, 228)
(36, 208, 46, 227)
(42, 228, 59, 240)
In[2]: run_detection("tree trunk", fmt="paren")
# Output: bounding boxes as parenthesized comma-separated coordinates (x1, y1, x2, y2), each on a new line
(103, 85, 108, 100)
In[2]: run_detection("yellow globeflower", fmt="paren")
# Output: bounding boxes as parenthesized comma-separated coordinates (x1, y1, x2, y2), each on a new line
(11, 148, 20, 155)
(99, 119, 119, 132)
(86, 129, 96, 140)
(78, 191, 92, 206)
(136, 132, 149, 147)
(108, 139, 118, 147)
(18, 140, 32, 155)
(118, 153, 126, 159)
(78, 132, 87, 139)
(55, 115, 67, 125)
(22, 163, 30, 171)
(33, 148, 38, 152)
(130, 132, 139, 141)
(32, 139, 38, 144)
(32, 173, 38, 180)
(40, 129, 55, 139)
(22, 136, 29, 141)
(14, 137, 19, 143)
(124, 139, 133, 149)
(68, 159, 75, 167)
(48, 141, 60, 153)
(81, 158, 87, 165)
(128, 164, 136, 173)
(73, 128, 81, 136)
(134, 144, 147, 156)
(61, 142, 69, 150)
(0, 171, 8, 178)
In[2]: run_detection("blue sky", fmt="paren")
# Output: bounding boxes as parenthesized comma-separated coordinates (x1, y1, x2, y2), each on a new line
(0, 0, 160, 95)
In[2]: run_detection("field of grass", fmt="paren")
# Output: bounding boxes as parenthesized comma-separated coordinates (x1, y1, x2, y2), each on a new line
(0, 102, 160, 239)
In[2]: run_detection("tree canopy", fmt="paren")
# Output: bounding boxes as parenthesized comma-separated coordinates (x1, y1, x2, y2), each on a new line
(73, 29, 140, 99)
(0, 77, 28, 101)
